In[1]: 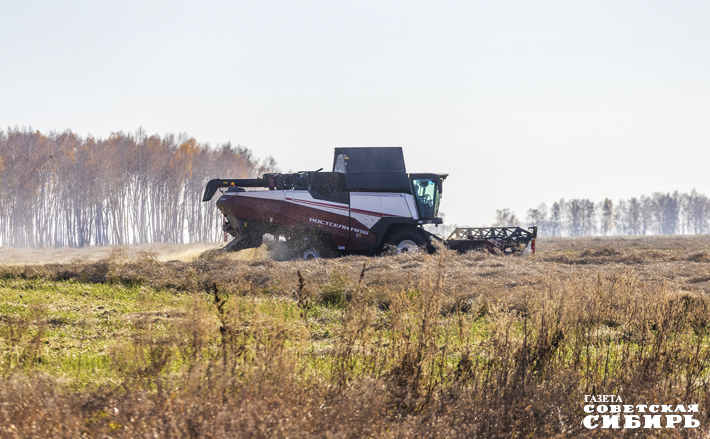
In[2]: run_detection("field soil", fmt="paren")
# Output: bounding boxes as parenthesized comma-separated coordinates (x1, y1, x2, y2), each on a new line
(1, 235, 710, 438)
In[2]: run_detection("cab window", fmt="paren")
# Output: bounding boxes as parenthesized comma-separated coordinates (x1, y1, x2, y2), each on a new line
(412, 178, 441, 219)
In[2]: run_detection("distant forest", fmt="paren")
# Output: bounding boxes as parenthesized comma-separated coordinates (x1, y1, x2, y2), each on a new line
(4, 127, 707, 247)
(0, 128, 277, 247)
(494, 192, 710, 237)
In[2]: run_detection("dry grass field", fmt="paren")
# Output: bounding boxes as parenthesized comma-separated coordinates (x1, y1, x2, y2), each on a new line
(1, 235, 710, 438)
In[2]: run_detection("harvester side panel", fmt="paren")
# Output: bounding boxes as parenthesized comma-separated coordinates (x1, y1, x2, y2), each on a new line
(283, 193, 349, 218)
(281, 192, 352, 248)
(216, 189, 420, 252)
(403, 194, 420, 220)
(217, 191, 284, 223)
(349, 192, 416, 250)
(350, 193, 415, 228)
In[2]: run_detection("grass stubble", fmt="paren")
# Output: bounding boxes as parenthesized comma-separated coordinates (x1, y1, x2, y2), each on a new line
(0, 236, 710, 437)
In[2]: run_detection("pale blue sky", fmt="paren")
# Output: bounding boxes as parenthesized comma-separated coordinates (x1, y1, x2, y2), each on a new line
(2, 0, 710, 226)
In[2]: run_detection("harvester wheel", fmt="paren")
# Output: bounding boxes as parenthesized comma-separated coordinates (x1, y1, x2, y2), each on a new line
(292, 232, 335, 260)
(386, 229, 426, 255)
(302, 248, 322, 260)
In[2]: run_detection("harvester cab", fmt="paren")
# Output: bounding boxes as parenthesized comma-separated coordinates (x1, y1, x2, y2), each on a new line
(202, 146, 534, 258)
(410, 175, 443, 221)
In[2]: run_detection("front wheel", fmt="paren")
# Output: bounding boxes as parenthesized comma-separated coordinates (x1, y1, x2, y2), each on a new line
(386, 229, 427, 255)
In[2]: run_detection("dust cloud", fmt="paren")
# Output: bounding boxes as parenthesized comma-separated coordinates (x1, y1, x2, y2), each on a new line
(0, 243, 225, 265)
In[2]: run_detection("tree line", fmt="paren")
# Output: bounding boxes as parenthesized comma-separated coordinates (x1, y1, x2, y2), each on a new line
(0, 128, 277, 247)
(493, 191, 710, 237)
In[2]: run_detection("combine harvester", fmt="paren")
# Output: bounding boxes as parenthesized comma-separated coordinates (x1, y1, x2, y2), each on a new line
(202, 147, 536, 259)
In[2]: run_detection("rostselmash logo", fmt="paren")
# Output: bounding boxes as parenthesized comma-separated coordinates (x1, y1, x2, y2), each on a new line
(309, 218, 369, 235)
(583, 395, 699, 429)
